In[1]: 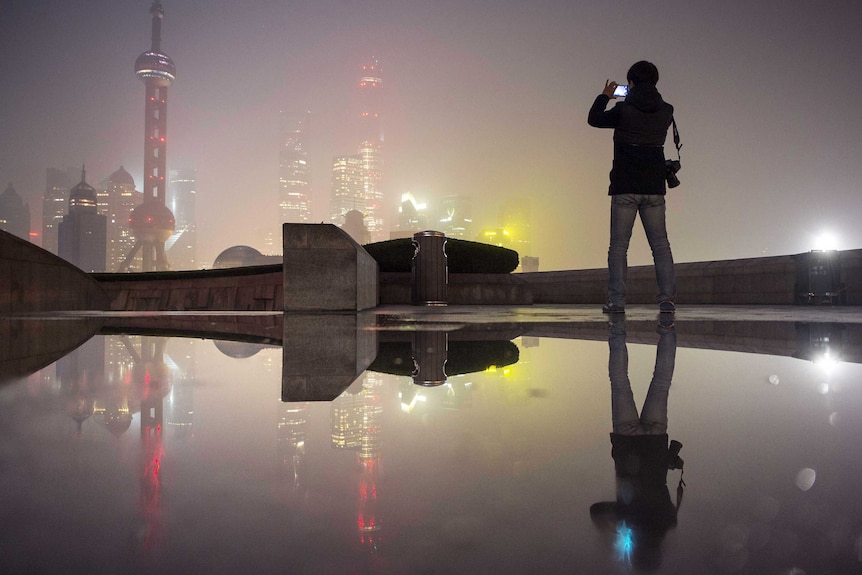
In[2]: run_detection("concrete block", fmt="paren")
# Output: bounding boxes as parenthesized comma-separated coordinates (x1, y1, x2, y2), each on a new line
(283, 224, 378, 311)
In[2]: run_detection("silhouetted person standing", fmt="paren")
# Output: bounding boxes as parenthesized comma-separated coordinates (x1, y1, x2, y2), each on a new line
(591, 317, 684, 572)
(588, 61, 677, 315)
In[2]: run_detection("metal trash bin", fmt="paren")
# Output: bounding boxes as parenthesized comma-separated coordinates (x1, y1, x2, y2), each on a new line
(411, 230, 447, 306)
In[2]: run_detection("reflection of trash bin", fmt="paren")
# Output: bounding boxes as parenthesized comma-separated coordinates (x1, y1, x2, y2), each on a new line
(411, 330, 448, 386)
(411, 230, 448, 306)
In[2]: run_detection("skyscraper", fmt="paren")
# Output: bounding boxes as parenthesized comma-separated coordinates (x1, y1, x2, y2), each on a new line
(58, 167, 107, 272)
(0, 183, 31, 241)
(43, 167, 78, 254)
(119, 1, 176, 272)
(330, 154, 365, 232)
(358, 59, 385, 241)
(279, 112, 312, 224)
(167, 168, 197, 270)
(103, 167, 141, 272)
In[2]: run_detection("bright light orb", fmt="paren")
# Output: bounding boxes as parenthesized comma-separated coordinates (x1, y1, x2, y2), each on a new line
(796, 468, 816, 491)
(813, 231, 839, 251)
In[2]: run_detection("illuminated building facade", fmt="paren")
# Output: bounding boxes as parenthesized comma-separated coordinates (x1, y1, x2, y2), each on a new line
(58, 167, 107, 272)
(120, 1, 176, 272)
(358, 59, 385, 241)
(101, 167, 142, 272)
(167, 168, 197, 270)
(43, 167, 78, 253)
(279, 112, 312, 223)
(330, 154, 365, 225)
(0, 183, 31, 241)
(436, 194, 473, 239)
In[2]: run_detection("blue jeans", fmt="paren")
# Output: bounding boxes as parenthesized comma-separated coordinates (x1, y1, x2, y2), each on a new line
(608, 318, 677, 435)
(608, 194, 676, 306)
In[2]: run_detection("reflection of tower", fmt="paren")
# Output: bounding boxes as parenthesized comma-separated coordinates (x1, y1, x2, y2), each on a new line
(331, 373, 384, 551)
(358, 59, 384, 242)
(277, 402, 308, 502)
(58, 167, 107, 272)
(279, 112, 312, 224)
(167, 169, 197, 270)
(119, 1, 176, 272)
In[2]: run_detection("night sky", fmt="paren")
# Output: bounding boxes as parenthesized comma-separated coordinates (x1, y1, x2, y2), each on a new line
(2, 0, 861, 270)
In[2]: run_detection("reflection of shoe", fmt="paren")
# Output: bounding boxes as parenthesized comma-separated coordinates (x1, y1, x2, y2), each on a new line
(659, 300, 676, 313)
(657, 314, 675, 333)
(602, 302, 625, 314)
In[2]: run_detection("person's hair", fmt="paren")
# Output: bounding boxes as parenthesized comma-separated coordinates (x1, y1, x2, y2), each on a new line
(627, 61, 659, 86)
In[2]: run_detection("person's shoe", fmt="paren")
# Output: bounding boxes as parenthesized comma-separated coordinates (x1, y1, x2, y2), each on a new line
(602, 302, 625, 314)
(657, 314, 675, 333)
(659, 300, 676, 313)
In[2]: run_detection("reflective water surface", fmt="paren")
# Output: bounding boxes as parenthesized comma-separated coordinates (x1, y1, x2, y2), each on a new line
(1, 314, 861, 574)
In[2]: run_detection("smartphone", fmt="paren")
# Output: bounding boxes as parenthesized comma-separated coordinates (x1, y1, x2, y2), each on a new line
(613, 85, 629, 97)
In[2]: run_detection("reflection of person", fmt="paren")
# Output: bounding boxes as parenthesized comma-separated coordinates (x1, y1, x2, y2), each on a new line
(591, 317, 684, 572)
(588, 61, 676, 315)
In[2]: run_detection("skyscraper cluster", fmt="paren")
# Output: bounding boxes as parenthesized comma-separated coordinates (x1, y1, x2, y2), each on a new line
(279, 112, 312, 224)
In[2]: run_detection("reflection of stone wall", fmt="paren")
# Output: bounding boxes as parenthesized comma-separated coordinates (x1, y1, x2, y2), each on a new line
(0, 228, 109, 313)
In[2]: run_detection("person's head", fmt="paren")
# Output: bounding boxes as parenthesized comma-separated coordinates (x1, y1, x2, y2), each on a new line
(627, 61, 659, 87)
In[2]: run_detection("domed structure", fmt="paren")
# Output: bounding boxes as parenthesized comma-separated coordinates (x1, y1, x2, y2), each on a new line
(128, 202, 175, 243)
(108, 166, 135, 188)
(213, 245, 263, 269)
(135, 50, 176, 87)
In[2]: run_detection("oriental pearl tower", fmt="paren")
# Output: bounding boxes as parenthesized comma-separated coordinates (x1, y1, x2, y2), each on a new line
(119, 1, 176, 272)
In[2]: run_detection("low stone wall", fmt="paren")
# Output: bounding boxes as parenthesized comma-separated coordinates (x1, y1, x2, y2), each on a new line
(95, 265, 283, 311)
(0, 229, 109, 313)
(379, 272, 533, 305)
(520, 249, 862, 305)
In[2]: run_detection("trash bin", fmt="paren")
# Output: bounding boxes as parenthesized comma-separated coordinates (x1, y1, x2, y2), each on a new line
(411, 230, 447, 306)
(411, 330, 448, 387)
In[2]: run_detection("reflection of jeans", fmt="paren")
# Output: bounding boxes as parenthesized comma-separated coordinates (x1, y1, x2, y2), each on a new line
(609, 319, 677, 435)
(608, 194, 676, 306)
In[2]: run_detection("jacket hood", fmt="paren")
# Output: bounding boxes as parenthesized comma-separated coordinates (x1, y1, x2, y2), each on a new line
(626, 84, 665, 113)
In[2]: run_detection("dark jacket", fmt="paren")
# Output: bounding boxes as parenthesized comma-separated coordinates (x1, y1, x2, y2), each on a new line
(588, 84, 674, 195)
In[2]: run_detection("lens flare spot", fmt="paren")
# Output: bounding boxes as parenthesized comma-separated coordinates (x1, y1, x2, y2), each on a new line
(818, 383, 829, 395)
(768, 374, 780, 385)
(796, 468, 816, 491)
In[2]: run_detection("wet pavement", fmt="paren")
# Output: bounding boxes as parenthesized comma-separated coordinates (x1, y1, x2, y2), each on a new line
(1, 305, 861, 574)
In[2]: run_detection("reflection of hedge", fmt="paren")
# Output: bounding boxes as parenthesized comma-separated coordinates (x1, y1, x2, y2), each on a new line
(368, 340, 520, 377)
(364, 238, 519, 273)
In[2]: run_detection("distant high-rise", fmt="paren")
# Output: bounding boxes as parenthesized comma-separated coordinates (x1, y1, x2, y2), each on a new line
(0, 183, 31, 241)
(358, 59, 385, 241)
(279, 112, 312, 224)
(103, 167, 141, 272)
(167, 168, 197, 269)
(436, 194, 473, 239)
(43, 167, 78, 253)
(330, 154, 365, 229)
(120, 0, 176, 272)
(58, 167, 107, 272)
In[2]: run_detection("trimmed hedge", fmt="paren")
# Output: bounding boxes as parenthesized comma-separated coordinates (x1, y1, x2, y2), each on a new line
(364, 237, 519, 274)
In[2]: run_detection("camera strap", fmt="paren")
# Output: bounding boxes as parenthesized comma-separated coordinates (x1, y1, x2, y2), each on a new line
(671, 117, 682, 161)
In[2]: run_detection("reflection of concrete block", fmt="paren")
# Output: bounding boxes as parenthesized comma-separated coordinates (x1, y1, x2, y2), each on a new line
(281, 313, 378, 401)
(283, 224, 378, 311)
